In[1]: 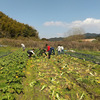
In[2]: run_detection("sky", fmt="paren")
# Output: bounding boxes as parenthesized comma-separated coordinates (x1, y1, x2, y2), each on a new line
(0, 0, 100, 38)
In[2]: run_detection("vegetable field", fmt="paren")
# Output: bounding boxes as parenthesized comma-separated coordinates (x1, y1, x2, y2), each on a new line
(66, 51, 100, 65)
(0, 47, 11, 57)
(0, 49, 28, 99)
(0, 48, 100, 100)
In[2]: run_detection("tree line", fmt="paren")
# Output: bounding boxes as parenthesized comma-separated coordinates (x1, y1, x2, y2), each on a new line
(0, 11, 39, 38)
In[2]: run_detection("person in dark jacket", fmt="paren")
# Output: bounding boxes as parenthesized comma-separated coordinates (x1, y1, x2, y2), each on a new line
(38, 48, 47, 56)
(27, 49, 35, 58)
(50, 47, 55, 55)
(46, 44, 55, 59)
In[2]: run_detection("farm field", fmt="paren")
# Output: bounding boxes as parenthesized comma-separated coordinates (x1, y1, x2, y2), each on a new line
(0, 47, 18, 57)
(0, 47, 11, 57)
(66, 50, 100, 65)
(0, 48, 100, 100)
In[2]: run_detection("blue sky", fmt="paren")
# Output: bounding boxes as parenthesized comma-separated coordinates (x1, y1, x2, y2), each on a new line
(0, 0, 100, 38)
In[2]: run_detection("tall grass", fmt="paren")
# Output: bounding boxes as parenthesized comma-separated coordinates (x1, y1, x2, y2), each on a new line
(0, 38, 100, 51)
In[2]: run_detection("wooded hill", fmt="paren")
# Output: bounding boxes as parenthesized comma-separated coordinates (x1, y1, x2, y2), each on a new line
(0, 11, 39, 38)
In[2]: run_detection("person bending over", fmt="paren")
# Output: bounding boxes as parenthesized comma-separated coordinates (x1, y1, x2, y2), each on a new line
(27, 49, 35, 58)
(21, 43, 25, 51)
(46, 44, 55, 59)
(38, 48, 47, 56)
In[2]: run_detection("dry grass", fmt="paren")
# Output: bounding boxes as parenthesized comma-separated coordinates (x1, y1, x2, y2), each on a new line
(0, 38, 100, 51)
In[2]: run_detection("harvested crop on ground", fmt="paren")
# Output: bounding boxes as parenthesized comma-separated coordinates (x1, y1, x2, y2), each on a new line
(0, 48, 100, 100)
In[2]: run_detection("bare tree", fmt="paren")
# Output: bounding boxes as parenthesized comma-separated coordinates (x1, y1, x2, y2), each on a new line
(64, 27, 85, 37)
(64, 27, 85, 41)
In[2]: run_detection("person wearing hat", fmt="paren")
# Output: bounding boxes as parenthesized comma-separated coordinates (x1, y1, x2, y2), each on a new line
(21, 43, 25, 51)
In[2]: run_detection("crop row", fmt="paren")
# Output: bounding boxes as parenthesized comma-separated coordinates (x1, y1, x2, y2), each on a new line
(55, 55, 100, 99)
(0, 49, 28, 100)
(23, 54, 100, 100)
(66, 52, 100, 65)
(0, 47, 11, 57)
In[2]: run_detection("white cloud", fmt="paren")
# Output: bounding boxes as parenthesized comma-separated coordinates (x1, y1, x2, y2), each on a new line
(72, 18, 100, 28)
(43, 18, 100, 33)
(56, 33, 63, 37)
(43, 21, 68, 27)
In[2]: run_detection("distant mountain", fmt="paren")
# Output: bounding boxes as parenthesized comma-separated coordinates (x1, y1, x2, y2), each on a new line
(0, 11, 39, 38)
(84, 33, 100, 39)
(48, 33, 100, 41)
(48, 37, 64, 41)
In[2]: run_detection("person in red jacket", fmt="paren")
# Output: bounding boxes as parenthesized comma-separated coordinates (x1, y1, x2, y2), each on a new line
(46, 44, 55, 59)
(46, 44, 51, 59)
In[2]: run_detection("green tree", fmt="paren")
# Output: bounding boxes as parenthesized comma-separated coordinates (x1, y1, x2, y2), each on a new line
(0, 11, 39, 39)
